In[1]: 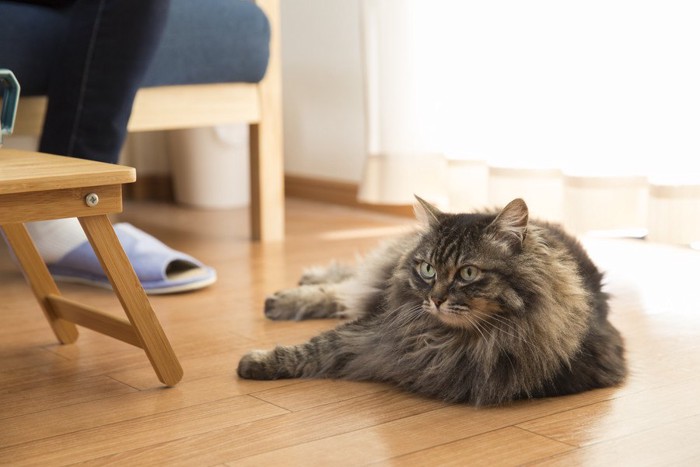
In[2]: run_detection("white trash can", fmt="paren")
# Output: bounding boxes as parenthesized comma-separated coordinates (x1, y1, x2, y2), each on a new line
(168, 124, 250, 209)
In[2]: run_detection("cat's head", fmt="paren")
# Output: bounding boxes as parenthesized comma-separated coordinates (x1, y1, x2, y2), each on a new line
(403, 197, 530, 330)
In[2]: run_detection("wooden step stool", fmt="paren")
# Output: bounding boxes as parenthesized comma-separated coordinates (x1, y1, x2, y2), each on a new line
(0, 149, 183, 386)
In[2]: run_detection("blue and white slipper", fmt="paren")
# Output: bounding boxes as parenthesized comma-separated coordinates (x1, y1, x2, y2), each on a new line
(47, 223, 217, 295)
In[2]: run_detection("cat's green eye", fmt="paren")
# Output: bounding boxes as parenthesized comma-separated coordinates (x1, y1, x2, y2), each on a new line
(460, 265, 480, 282)
(418, 261, 436, 280)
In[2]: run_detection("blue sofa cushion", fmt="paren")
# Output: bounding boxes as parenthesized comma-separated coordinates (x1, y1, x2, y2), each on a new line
(143, 0, 270, 87)
(0, 0, 270, 96)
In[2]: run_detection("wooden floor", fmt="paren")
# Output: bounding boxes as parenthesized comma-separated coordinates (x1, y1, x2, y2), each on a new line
(2, 198, 700, 466)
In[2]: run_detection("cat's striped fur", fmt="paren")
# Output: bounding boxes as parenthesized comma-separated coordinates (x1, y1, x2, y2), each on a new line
(237, 198, 627, 406)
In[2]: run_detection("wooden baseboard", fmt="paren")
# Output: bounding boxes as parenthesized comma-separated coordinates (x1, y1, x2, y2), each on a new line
(124, 173, 413, 217)
(123, 174, 174, 202)
(284, 174, 413, 217)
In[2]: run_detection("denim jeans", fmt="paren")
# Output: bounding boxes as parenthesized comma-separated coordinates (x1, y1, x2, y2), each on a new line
(1, 0, 169, 164)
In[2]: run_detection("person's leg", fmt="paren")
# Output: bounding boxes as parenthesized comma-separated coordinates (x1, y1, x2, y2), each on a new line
(30, 0, 169, 267)
(26, 0, 216, 293)
(39, 0, 170, 163)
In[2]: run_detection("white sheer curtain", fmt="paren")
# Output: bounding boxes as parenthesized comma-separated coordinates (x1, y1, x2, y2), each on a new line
(358, 0, 700, 246)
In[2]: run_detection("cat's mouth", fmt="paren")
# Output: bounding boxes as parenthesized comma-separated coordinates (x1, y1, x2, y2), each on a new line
(426, 298, 502, 329)
(426, 301, 469, 328)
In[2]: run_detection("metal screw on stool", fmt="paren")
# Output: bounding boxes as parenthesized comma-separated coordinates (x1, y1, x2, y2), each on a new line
(85, 192, 99, 207)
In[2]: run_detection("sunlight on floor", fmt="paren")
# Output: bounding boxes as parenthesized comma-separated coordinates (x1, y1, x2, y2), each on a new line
(318, 225, 414, 241)
(582, 236, 700, 317)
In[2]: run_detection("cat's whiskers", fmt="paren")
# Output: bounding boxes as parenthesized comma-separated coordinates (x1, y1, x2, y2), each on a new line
(426, 301, 535, 365)
(450, 302, 527, 350)
(459, 311, 521, 377)
(463, 311, 490, 342)
(381, 302, 426, 341)
(482, 313, 539, 355)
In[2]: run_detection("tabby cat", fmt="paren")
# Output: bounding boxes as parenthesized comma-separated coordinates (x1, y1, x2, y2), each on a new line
(237, 198, 626, 406)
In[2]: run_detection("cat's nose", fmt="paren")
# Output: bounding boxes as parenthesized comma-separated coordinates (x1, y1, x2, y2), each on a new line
(431, 296, 445, 308)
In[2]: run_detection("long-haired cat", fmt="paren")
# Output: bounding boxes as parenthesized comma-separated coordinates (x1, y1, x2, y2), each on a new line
(237, 198, 626, 406)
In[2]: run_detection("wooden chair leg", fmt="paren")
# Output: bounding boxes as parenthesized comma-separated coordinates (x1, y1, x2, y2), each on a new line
(249, 0, 285, 242)
(249, 122, 284, 243)
(78, 215, 183, 386)
(1, 223, 79, 344)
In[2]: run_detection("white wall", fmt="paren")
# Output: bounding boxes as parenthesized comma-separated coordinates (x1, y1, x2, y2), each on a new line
(280, 0, 366, 183)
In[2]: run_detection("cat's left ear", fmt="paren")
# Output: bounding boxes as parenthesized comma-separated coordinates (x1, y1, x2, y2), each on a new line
(486, 198, 529, 252)
(414, 195, 443, 228)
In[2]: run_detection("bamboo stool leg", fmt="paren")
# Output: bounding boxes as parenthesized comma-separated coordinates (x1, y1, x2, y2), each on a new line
(1, 223, 79, 343)
(77, 214, 183, 386)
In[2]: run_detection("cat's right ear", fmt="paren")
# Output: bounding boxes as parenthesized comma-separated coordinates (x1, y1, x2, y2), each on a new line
(414, 195, 443, 227)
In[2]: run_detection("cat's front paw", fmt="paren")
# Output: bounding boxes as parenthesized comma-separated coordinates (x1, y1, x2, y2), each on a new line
(298, 263, 355, 285)
(264, 291, 299, 320)
(298, 267, 328, 286)
(237, 350, 277, 380)
(264, 286, 343, 320)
